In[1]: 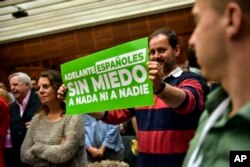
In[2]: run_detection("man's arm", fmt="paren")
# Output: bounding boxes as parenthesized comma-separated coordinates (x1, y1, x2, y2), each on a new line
(147, 61, 186, 108)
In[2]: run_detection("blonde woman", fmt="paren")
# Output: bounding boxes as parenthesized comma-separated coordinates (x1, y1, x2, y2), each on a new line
(21, 70, 87, 167)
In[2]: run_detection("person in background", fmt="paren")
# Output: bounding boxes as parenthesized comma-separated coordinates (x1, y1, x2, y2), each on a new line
(182, 0, 250, 167)
(58, 27, 209, 167)
(120, 116, 138, 137)
(0, 88, 10, 167)
(179, 60, 190, 72)
(187, 47, 202, 76)
(85, 114, 124, 163)
(8, 72, 41, 167)
(31, 78, 39, 92)
(21, 70, 87, 167)
(180, 47, 220, 92)
(119, 116, 138, 167)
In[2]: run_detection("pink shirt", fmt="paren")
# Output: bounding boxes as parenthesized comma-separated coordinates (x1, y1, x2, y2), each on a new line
(16, 91, 31, 117)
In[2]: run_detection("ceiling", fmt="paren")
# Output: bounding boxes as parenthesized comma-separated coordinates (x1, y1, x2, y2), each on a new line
(0, 0, 194, 44)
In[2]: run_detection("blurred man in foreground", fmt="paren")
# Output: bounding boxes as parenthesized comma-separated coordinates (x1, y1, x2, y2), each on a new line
(183, 0, 250, 167)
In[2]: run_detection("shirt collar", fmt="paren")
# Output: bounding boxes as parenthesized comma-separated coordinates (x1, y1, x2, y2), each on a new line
(237, 103, 250, 122)
(163, 67, 183, 80)
(206, 87, 229, 115)
(206, 87, 250, 125)
(17, 90, 31, 108)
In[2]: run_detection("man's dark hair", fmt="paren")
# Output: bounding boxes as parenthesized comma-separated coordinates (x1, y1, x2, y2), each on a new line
(148, 27, 179, 49)
(188, 47, 200, 69)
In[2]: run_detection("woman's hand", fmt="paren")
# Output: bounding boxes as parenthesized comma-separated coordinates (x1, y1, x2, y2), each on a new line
(57, 84, 67, 102)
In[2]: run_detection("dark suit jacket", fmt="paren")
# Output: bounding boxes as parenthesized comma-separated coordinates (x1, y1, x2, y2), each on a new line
(9, 90, 41, 161)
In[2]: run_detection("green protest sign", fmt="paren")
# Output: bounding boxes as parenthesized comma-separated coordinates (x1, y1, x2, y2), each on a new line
(60, 37, 154, 114)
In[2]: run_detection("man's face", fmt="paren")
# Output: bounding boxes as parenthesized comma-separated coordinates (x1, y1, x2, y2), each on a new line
(189, 0, 227, 81)
(149, 34, 179, 74)
(31, 80, 38, 91)
(9, 76, 29, 102)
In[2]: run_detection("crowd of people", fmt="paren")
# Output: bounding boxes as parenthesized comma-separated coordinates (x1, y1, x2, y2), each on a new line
(1, 0, 250, 166)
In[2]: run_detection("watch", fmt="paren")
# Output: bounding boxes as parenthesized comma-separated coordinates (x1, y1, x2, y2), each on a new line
(154, 81, 166, 94)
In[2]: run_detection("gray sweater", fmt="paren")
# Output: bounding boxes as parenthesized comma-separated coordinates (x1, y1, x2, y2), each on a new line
(21, 113, 87, 167)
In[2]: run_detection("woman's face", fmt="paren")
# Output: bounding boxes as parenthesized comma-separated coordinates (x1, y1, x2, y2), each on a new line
(38, 77, 57, 105)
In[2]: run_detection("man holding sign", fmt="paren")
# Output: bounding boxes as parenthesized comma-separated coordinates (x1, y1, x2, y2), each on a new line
(58, 27, 208, 167)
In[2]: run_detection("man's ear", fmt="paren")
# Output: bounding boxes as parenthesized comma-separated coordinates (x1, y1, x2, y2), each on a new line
(174, 44, 181, 57)
(225, 2, 242, 38)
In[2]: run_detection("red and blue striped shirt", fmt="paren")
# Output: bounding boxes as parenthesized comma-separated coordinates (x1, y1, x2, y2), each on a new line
(102, 69, 208, 167)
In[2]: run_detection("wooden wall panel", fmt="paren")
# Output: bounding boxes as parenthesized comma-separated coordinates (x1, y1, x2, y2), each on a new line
(178, 34, 191, 63)
(111, 21, 130, 44)
(147, 13, 167, 33)
(25, 38, 43, 61)
(0, 45, 10, 65)
(128, 17, 148, 39)
(0, 7, 194, 83)
(59, 31, 78, 57)
(15, 66, 47, 80)
(92, 25, 114, 50)
(165, 10, 189, 35)
(184, 8, 195, 33)
(8, 41, 27, 65)
(0, 45, 10, 85)
(76, 29, 95, 54)
(42, 35, 60, 59)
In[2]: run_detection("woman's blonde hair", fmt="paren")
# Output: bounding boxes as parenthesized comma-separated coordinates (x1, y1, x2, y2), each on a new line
(0, 88, 10, 103)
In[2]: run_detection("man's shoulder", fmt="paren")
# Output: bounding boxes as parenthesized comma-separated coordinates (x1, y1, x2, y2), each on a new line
(174, 71, 207, 85)
(181, 71, 204, 79)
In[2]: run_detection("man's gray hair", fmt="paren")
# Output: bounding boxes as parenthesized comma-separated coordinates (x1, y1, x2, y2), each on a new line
(8, 72, 32, 87)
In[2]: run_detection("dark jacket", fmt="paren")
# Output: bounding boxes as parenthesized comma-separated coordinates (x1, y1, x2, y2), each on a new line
(9, 90, 41, 167)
